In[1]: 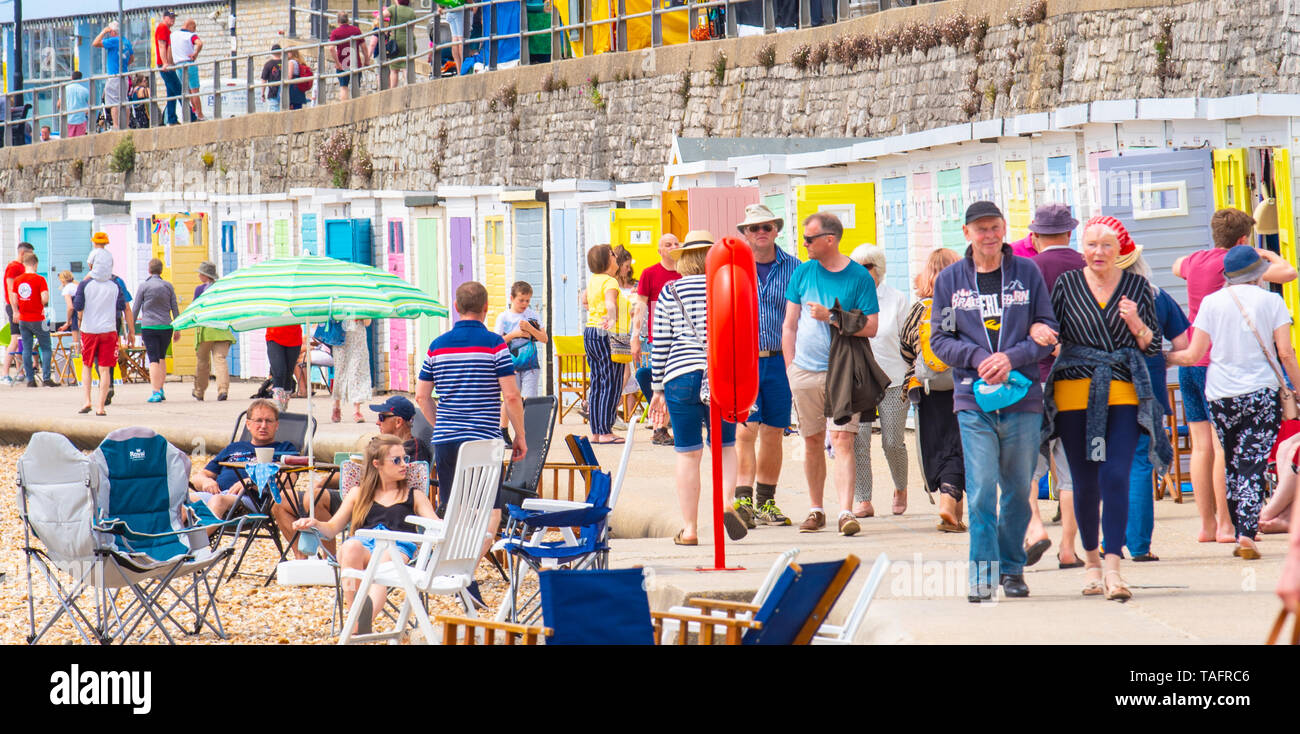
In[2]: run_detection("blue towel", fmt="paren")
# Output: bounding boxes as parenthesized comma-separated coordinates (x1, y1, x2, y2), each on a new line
(246, 462, 281, 504)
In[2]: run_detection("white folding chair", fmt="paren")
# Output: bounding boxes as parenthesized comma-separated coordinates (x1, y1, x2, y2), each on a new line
(811, 552, 890, 645)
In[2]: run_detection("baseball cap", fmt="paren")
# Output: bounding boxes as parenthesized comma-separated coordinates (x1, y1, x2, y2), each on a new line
(965, 201, 1004, 224)
(369, 396, 416, 421)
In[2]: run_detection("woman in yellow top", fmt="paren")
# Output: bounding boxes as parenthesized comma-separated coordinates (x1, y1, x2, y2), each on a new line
(581, 244, 624, 443)
(1041, 216, 1162, 601)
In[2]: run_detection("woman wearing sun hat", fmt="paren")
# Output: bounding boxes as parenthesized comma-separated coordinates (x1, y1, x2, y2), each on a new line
(648, 230, 748, 545)
(1040, 215, 1167, 601)
(1169, 244, 1300, 560)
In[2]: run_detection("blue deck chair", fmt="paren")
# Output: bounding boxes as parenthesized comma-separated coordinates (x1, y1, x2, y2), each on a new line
(90, 427, 252, 643)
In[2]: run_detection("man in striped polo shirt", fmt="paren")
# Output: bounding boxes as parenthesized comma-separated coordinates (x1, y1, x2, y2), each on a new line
(734, 204, 798, 527)
(416, 281, 527, 519)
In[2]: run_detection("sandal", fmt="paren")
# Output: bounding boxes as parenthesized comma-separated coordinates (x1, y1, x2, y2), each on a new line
(936, 520, 967, 533)
(78, 405, 93, 414)
(1057, 553, 1085, 569)
(722, 511, 748, 541)
(1232, 545, 1261, 560)
(1082, 567, 1104, 596)
(1024, 538, 1052, 567)
(1132, 552, 1160, 562)
(331, 405, 342, 423)
(1103, 570, 1132, 601)
(673, 530, 698, 546)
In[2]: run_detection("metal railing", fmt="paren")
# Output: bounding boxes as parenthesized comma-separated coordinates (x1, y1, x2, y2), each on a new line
(0, 0, 945, 150)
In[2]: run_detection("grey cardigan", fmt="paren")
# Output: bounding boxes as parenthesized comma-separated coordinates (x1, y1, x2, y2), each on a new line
(134, 275, 179, 328)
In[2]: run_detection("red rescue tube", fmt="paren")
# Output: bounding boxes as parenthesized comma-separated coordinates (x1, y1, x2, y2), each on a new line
(706, 237, 759, 425)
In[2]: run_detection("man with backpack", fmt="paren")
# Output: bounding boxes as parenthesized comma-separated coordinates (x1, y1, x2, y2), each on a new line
(260, 44, 283, 112)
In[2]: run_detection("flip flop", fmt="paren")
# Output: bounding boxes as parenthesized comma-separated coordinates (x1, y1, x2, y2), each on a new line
(1232, 545, 1261, 560)
(591, 437, 625, 445)
(95, 411, 107, 416)
(1057, 554, 1085, 569)
(722, 511, 748, 541)
(673, 530, 697, 546)
(78, 405, 93, 414)
(1132, 552, 1160, 563)
(1025, 538, 1052, 567)
(936, 520, 967, 533)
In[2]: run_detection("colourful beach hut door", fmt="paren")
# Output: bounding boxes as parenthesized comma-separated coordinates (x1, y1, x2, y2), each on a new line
(1046, 156, 1079, 248)
(610, 208, 661, 280)
(40, 221, 90, 323)
(910, 172, 935, 276)
(1098, 149, 1214, 309)
(935, 170, 964, 251)
(879, 176, 909, 294)
(220, 221, 241, 376)
(414, 217, 442, 363)
(686, 187, 759, 248)
(513, 204, 547, 323)
(1272, 149, 1300, 345)
(19, 224, 51, 313)
(386, 219, 409, 392)
(550, 208, 581, 336)
(794, 183, 877, 260)
(661, 191, 688, 241)
(1212, 149, 1249, 213)
(484, 217, 507, 327)
(243, 222, 268, 378)
(324, 218, 378, 386)
(762, 194, 793, 254)
(450, 217, 473, 321)
(152, 215, 207, 377)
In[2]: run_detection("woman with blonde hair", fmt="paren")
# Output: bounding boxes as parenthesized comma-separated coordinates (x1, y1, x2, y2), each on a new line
(293, 434, 437, 634)
(899, 247, 966, 532)
(56, 270, 79, 386)
(649, 231, 746, 545)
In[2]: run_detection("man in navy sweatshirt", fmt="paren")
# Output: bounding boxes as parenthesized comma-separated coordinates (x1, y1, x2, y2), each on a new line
(930, 201, 1058, 603)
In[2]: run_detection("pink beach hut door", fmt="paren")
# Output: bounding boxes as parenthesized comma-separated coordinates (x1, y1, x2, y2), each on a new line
(386, 219, 409, 391)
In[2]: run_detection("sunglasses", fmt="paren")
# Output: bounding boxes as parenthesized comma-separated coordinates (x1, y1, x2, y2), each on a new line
(385, 455, 411, 466)
(803, 233, 832, 244)
(746, 224, 775, 234)
(865, 263, 875, 270)
(376, 413, 395, 421)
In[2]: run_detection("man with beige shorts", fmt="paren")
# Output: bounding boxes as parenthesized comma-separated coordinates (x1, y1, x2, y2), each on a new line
(782, 212, 879, 536)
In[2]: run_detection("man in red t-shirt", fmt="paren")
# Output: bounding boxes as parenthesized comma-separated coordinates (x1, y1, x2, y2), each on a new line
(329, 12, 369, 102)
(1173, 207, 1297, 543)
(154, 11, 181, 125)
(3, 241, 35, 384)
(631, 233, 681, 445)
(9, 252, 55, 386)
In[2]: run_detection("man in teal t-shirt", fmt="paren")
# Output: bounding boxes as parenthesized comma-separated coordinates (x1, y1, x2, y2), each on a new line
(782, 212, 878, 537)
(61, 72, 91, 137)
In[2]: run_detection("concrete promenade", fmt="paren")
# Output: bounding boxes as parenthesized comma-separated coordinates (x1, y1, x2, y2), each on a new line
(0, 379, 1288, 644)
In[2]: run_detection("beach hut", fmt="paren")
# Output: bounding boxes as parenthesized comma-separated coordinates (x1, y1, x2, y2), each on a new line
(12, 198, 130, 325)
(729, 154, 808, 255)
(404, 194, 450, 372)
(436, 185, 488, 324)
(543, 179, 611, 338)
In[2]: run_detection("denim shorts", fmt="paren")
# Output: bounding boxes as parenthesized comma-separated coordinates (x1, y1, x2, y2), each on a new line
(743, 354, 792, 428)
(664, 370, 735, 453)
(1178, 366, 1210, 423)
(357, 523, 417, 561)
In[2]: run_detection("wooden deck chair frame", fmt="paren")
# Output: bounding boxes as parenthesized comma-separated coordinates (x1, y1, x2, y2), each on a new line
(1159, 383, 1189, 503)
(554, 335, 589, 421)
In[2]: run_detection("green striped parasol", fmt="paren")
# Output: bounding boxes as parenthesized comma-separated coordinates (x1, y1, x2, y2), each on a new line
(171, 255, 447, 331)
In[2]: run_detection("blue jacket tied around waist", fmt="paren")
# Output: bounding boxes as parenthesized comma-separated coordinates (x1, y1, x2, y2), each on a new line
(1043, 343, 1172, 472)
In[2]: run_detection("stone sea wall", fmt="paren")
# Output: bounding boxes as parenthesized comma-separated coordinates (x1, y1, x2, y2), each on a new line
(2, 0, 1295, 200)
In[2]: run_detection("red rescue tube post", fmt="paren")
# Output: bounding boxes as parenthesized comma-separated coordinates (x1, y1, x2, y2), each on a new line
(703, 236, 760, 571)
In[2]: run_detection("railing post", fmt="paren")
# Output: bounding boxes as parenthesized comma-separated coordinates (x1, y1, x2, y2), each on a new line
(406, 22, 415, 85)
(763, 0, 774, 33)
(378, 23, 389, 90)
(519, 0, 530, 66)
(651, 0, 662, 47)
(214, 60, 223, 119)
(583, 0, 593, 57)
(688, 0, 699, 41)
(489, 0, 499, 71)
(289, 0, 297, 37)
(726, 0, 737, 38)
(279, 48, 289, 110)
(799, 0, 810, 29)
(149, 71, 161, 127)
(616, 0, 627, 52)
(553, 4, 564, 60)
(247, 55, 256, 114)
(349, 37, 360, 91)
(836, 0, 848, 23)
(316, 42, 326, 105)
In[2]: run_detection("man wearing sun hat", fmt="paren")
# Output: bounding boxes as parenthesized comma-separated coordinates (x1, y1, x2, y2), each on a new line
(733, 203, 798, 527)
(193, 260, 235, 401)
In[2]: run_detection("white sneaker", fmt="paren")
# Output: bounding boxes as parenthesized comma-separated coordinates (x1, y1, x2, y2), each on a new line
(0, 375, 11, 386)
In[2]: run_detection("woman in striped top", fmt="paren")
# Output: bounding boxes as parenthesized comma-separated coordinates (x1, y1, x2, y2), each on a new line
(648, 231, 747, 546)
(1044, 216, 1164, 601)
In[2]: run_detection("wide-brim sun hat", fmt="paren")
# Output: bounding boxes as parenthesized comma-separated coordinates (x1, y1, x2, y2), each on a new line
(671, 229, 714, 259)
(1223, 244, 1270, 285)
(1085, 215, 1143, 269)
(736, 204, 784, 234)
(197, 261, 219, 280)
(91, 231, 110, 245)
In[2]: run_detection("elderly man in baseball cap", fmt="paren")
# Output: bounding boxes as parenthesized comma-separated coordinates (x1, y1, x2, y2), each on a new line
(928, 201, 1059, 602)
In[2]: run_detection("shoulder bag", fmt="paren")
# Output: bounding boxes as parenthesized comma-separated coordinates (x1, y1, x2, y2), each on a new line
(667, 282, 709, 405)
(1225, 286, 1298, 421)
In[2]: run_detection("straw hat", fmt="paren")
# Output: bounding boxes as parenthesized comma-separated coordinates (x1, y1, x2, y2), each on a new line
(671, 230, 714, 259)
(736, 204, 784, 234)
(1254, 198, 1279, 236)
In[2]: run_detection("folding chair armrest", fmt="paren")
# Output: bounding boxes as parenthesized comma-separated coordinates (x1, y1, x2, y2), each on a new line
(353, 527, 432, 544)
(432, 614, 551, 645)
(520, 498, 591, 512)
(96, 517, 214, 540)
(519, 505, 609, 529)
(405, 516, 446, 534)
(684, 598, 762, 617)
(651, 611, 761, 645)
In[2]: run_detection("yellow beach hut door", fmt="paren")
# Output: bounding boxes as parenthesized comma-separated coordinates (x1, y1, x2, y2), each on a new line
(484, 217, 507, 327)
(151, 214, 206, 377)
(794, 183, 876, 261)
